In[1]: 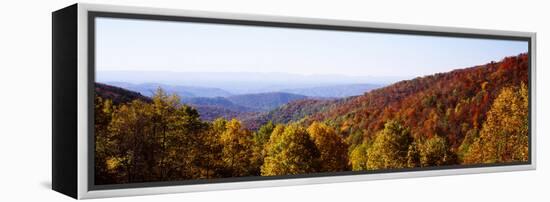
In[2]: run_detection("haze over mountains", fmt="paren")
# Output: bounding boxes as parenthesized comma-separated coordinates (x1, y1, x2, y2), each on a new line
(97, 71, 386, 122)
(107, 82, 233, 98)
(107, 82, 381, 99)
(98, 80, 380, 122)
(98, 71, 395, 94)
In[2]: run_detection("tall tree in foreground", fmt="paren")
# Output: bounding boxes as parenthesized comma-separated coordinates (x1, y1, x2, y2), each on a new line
(165, 101, 208, 180)
(152, 88, 180, 180)
(255, 121, 275, 146)
(350, 143, 369, 171)
(107, 99, 155, 182)
(307, 122, 349, 172)
(220, 119, 255, 177)
(197, 118, 226, 179)
(261, 124, 320, 176)
(419, 135, 454, 167)
(94, 96, 117, 184)
(367, 120, 411, 170)
(464, 83, 529, 164)
(406, 142, 420, 168)
(250, 121, 276, 175)
(98, 88, 210, 183)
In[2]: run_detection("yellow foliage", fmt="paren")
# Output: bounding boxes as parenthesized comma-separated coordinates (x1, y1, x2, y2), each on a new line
(220, 119, 255, 177)
(106, 157, 123, 170)
(350, 143, 369, 171)
(464, 83, 529, 164)
(367, 120, 411, 170)
(308, 122, 349, 172)
(419, 135, 452, 167)
(261, 124, 319, 176)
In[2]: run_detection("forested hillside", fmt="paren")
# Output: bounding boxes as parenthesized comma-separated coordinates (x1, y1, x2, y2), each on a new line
(95, 83, 151, 104)
(94, 54, 529, 185)
(242, 98, 341, 130)
(227, 92, 307, 111)
(280, 83, 381, 97)
(106, 82, 234, 98)
(310, 54, 528, 149)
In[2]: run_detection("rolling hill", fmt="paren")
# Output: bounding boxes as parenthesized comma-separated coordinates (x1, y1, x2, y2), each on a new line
(95, 83, 313, 122)
(307, 53, 529, 149)
(241, 98, 341, 130)
(226, 92, 308, 112)
(180, 96, 254, 113)
(95, 83, 151, 104)
(183, 92, 310, 121)
(106, 82, 233, 98)
(190, 105, 259, 122)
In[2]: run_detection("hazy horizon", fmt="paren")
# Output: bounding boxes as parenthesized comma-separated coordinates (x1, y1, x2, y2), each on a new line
(96, 70, 400, 94)
(96, 70, 408, 83)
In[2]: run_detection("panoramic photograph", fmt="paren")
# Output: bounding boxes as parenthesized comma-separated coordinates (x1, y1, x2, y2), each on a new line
(93, 17, 529, 185)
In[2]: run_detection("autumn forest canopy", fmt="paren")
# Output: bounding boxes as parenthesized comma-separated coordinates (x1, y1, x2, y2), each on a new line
(94, 54, 530, 185)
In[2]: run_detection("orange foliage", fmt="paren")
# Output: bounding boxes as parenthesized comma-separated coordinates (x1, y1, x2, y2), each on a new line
(310, 54, 529, 150)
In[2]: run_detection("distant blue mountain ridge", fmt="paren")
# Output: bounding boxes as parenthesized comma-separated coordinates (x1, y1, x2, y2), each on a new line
(103, 81, 381, 121)
(106, 82, 233, 98)
(98, 71, 400, 94)
(106, 82, 381, 99)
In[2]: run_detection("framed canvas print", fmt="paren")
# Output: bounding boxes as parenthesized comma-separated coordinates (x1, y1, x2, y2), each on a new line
(52, 3, 536, 199)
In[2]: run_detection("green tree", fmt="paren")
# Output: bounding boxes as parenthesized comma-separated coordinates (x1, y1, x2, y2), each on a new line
(367, 120, 411, 170)
(250, 121, 276, 175)
(164, 104, 208, 180)
(307, 122, 349, 172)
(261, 124, 320, 176)
(255, 121, 275, 146)
(457, 127, 478, 162)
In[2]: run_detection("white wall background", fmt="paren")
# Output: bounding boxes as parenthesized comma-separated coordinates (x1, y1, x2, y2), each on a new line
(0, 0, 547, 201)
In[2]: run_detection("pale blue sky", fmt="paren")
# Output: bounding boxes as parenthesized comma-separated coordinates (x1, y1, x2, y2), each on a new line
(96, 17, 528, 78)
